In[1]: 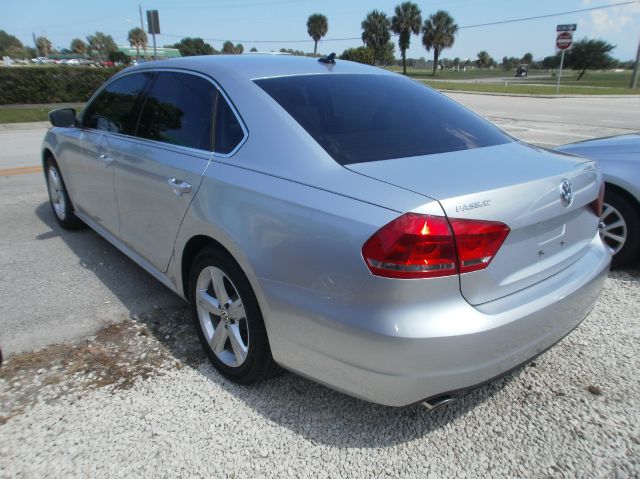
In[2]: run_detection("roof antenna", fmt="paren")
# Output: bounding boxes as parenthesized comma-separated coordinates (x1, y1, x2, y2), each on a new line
(318, 53, 336, 65)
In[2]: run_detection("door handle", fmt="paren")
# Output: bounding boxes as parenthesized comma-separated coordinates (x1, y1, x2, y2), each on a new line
(168, 178, 192, 196)
(97, 153, 114, 167)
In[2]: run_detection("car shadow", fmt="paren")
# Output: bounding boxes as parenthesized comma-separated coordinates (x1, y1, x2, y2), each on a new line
(34, 201, 185, 317)
(129, 301, 524, 449)
(35, 200, 521, 448)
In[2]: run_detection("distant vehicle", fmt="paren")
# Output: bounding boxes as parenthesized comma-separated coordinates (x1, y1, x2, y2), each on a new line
(515, 65, 528, 77)
(555, 134, 640, 268)
(42, 55, 609, 407)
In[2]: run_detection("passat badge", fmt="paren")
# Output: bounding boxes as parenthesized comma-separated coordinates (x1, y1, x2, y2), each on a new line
(560, 179, 573, 207)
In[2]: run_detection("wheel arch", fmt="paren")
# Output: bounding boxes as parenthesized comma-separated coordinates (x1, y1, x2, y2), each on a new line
(605, 181, 640, 215)
(181, 234, 242, 300)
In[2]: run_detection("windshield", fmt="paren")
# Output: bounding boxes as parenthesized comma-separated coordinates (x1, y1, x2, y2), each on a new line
(255, 74, 512, 165)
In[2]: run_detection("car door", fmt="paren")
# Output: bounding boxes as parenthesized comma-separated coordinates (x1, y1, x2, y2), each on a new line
(61, 72, 151, 236)
(110, 70, 218, 272)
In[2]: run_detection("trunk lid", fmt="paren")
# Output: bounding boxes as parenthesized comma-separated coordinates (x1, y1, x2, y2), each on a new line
(346, 142, 603, 305)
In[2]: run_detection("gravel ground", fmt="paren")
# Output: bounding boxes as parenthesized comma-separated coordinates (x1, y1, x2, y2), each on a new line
(1, 271, 639, 477)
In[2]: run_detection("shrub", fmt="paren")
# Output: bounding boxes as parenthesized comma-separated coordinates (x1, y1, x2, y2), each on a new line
(339, 46, 375, 65)
(0, 66, 122, 104)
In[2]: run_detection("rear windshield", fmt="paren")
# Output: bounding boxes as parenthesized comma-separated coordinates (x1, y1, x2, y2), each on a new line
(255, 74, 511, 165)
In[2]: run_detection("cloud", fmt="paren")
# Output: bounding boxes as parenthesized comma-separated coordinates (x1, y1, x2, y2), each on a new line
(581, 0, 640, 34)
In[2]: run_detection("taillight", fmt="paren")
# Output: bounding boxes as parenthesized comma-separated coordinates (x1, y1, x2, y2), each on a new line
(590, 181, 605, 216)
(449, 218, 511, 274)
(362, 213, 510, 279)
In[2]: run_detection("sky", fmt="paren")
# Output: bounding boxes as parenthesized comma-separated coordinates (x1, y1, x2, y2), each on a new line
(2, 0, 639, 61)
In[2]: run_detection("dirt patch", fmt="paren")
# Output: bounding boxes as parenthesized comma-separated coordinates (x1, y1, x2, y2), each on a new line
(0, 306, 205, 424)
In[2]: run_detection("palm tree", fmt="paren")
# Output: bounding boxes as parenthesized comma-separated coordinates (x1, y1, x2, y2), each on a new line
(35, 36, 53, 57)
(127, 28, 148, 61)
(86, 32, 117, 61)
(391, 2, 422, 75)
(361, 10, 391, 65)
(476, 50, 493, 69)
(307, 13, 328, 55)
(70, 38, 87, 55)
(422, 10, 458, 75)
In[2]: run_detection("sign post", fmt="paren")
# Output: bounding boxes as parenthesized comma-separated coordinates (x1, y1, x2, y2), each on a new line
(555, 24, 576, 94)
(146, 10, 160, 60)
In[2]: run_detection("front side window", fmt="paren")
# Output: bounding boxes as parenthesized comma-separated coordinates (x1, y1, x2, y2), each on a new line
(136, 72, 216, 150)
(83, 73, 150, 134)
(255, 74, 512, 165)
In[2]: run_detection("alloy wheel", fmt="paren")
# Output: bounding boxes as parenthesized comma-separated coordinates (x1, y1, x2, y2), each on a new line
(600, 202, 627, 254)
(47, 166, 67, 220)
(195, 266, 249, 367)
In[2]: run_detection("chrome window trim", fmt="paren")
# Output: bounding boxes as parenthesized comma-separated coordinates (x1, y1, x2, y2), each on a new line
(79, 67, 249, 159)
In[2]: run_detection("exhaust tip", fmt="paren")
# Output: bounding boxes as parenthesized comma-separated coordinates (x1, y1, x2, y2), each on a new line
(421, 394, 456, 411)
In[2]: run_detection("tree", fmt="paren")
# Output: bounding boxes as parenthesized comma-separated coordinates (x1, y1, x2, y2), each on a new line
(86, 32, 117, 60)
(222, 41, 243, 54)
(70, 38, 87, 55)
(340, 46, 375, 65)
(36, 36, 53, 57)
(250, 47, 258, 52)
(307, 13, 328, 55)
(542, 54, 560, 70)
(502, 56, 519, 70)
(127, 28, 148, 61)
(391, 2, 422, 75)
(108, 50, 131, 65)
(565, 38, 615, 80)
(421, 10, 458, 75)
(522, 52, 533, 64)
(476, 50, 494, 68)
(361, 10, 391, 65)
(171, 37, 215, 56)
(0, 30, 24, 57)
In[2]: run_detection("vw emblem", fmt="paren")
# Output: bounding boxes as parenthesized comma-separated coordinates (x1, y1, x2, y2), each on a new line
(560, 179, 573, 207)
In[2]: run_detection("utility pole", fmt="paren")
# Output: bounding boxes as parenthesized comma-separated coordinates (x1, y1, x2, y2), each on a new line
(631, 36, 640, 89)
(32, 32, 39, 57)
(139, 4, 144, 31)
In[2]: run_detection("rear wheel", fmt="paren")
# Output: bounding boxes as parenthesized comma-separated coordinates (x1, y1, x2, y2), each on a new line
(45, 159, 84, 230)
(601, 189, 639, 269)
(189, 247, 278, 383)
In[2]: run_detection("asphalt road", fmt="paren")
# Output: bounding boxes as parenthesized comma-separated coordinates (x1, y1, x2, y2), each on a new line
(0, 94, 638, 355)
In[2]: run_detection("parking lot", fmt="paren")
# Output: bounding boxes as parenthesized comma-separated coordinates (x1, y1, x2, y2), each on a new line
(1, 94, 639, 476)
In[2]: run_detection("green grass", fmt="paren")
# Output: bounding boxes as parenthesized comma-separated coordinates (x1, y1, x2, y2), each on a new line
(419, 80, 636, 95)
(386, 66, 524, 79)
(0, 104, 84, 123)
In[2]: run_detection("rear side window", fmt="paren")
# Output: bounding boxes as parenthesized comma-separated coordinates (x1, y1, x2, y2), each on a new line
(214, 95, 244, 154)
(255, 74, 511, 165)
(136, 72, 216, 150)
(83, 73, 150, 134)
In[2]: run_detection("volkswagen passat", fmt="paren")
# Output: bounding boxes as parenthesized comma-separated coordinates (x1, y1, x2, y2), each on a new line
(43, 55, 610, 407)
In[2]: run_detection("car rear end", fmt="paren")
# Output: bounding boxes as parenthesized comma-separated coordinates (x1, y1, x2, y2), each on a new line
(241, 65, 611, 406)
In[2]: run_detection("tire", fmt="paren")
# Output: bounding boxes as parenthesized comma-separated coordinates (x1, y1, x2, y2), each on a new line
(45, 158, 84, 230)
(601, 189, 640, 269)
(189, 246, 279, 384)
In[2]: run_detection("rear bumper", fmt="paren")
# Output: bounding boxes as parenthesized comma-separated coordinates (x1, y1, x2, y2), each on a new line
(264, 235, 610, 406)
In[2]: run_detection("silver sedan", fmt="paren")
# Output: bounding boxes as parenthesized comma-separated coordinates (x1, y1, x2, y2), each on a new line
(555, 134, 640, 268)
(42, 55, 610, 407)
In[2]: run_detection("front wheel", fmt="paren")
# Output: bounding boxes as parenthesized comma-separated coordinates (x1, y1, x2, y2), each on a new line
(600, 189, 639, 269)
(45, 160, 84, 230)
(189, 247, 278, 384)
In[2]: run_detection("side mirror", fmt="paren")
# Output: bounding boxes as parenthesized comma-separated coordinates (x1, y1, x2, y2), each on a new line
(48, 108, 77, 128)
